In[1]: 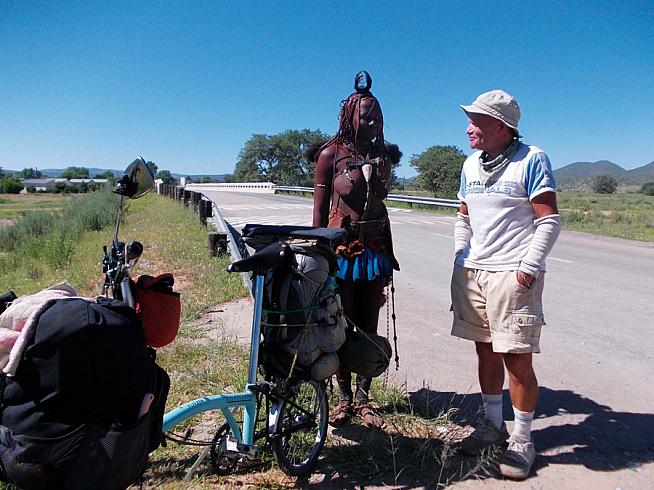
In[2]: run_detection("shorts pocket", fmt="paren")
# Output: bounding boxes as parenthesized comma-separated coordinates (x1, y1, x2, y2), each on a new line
(509, 313, 543, 339)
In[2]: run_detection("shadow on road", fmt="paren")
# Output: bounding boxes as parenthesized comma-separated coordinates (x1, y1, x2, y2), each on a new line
(410, 386, 654, 475)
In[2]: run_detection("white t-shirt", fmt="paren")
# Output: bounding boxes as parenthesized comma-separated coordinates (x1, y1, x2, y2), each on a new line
(455, 143, 557, 272)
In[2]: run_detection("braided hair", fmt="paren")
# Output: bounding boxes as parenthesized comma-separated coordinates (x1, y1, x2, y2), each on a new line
(320, 71, 387, 159)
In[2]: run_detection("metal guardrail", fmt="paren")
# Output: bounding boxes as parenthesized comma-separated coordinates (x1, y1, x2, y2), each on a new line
(274, 186, 460, 209)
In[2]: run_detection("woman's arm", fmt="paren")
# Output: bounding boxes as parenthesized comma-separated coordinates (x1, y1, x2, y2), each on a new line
(374, 156, 393, 200)
(312, 147, 334, 227)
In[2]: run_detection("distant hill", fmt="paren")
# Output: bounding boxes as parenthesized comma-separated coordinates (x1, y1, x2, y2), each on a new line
(553, 160, 654, 189)
(16, 168, 124, 178)
(4, 167, 228, 182)
(625, 161, 654, 183)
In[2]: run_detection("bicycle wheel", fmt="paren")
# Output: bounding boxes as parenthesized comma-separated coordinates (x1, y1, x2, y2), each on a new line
(271, 379, 328, 476)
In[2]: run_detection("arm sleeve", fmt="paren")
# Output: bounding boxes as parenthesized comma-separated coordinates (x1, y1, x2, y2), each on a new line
(525, 153, 557, 199)
(518, 214, 561, 277)
(454, 212, 471, 256)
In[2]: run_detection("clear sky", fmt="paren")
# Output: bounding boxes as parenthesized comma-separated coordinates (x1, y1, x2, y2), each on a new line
(2, 1, 652, 177)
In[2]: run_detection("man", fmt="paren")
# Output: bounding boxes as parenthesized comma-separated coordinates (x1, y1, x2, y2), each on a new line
(451, 90, 560, 479)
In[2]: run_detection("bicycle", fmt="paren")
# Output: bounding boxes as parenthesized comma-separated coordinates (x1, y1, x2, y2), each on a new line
(104, 160, 345, 477)
(162, 225, 349, 477)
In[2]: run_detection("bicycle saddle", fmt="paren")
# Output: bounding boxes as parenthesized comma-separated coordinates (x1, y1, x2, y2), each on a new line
(241, 224, 347, 251)
(226, 241, 291, 274)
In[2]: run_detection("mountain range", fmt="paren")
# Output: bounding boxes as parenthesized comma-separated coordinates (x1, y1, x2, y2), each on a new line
(552, 160, 654, 189)
(3, 167, 227, 182)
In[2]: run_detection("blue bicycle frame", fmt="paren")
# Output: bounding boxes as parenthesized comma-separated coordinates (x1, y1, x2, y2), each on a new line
(162, 274, 270, 448)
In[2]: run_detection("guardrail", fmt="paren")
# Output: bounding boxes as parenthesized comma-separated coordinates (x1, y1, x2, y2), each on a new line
(158, 184, 253, 294)
(274, 185, 460, 209)
(185, 182, 275, 193)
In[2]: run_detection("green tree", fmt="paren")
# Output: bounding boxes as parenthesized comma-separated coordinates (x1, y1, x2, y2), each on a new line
(234, 129, 328, 185)
(94, 170, 116, 181)
(409, 145, 466, 198)
(201, 176, 213, 183)
(1, 177, 22, 194)
(19, 167, 42, 179)
(0, 167, 6, 179)
(591, 174, 618, 194)
(155, 169, 176, 185)
(146, 161, 158, 176)
(60, 166, 90, 179)
(639, 182, 654, 196)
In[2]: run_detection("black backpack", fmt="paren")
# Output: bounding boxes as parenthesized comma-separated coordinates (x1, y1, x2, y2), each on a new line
(0, 297, 169, 490)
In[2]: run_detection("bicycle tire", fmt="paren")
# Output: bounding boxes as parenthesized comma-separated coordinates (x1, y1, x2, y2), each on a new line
(271, 379, 328, 476)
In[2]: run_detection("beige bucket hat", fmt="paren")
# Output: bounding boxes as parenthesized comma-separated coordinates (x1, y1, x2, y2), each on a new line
(461, 89, 521, 136)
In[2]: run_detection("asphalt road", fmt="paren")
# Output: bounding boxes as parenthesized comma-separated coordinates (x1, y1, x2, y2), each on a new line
(203, 190, 654, 488)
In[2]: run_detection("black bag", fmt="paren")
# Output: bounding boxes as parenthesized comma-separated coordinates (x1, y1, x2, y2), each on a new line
(0, 297, 170, 490)
(338, 329, 392, 378)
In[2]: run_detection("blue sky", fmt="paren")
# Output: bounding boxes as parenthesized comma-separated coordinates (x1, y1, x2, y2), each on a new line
(1, 1, 652, 177)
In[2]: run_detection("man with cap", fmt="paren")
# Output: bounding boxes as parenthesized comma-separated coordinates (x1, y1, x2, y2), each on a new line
(451, 89, 560, 479)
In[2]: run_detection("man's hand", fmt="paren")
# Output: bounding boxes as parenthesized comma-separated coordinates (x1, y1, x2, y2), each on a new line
(516, 270, 535, 288)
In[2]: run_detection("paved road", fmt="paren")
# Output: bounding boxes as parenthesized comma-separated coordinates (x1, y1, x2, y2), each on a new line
(203, 190, 654, 488)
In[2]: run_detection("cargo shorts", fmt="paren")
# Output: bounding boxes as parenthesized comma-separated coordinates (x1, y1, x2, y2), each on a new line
(450, 266, 546, 354)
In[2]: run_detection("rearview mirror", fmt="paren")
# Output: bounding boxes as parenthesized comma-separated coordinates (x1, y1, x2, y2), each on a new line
(114, 157, 155, 198)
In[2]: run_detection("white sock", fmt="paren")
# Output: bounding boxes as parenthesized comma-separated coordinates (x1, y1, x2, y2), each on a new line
(512, 406, 534, 441)
(481, 393, 503, 429)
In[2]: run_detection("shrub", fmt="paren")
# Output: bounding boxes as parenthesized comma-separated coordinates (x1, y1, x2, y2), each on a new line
(640, 182, 654, 196)
(0, 188, 119, 258)
(591, 174, 618, 194)
(1, 177, 22, 194)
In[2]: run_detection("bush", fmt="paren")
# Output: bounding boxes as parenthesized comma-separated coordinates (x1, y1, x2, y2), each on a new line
(640, 182, 654, 196)
(0, 187, 119, 257)
(591, 174, 618, 194)
(1, 177, 23, 194)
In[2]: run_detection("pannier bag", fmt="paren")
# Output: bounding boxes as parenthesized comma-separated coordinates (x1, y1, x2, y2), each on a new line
(242, 228, 347, 381)
(0, 285, 169, 490)
(338, 329, 392, 378)
(133, 273, 181, 348)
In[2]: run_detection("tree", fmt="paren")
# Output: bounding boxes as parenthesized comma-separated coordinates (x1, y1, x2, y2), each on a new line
(1, 177, 22, 194)
(409, 145, 466, 198)
(234, 129, 329, 185)
(0, 167, 5, 179)
(19, 167, 42, 179)
(201, 176, 213, 183)
(591, 174, 618, 194)
(60, 166, 89, 179)
(146, 161, 158, 176)
(94, 170, 115, 181)
(155, 169, 176, 185)
(639, 182, 654, 196)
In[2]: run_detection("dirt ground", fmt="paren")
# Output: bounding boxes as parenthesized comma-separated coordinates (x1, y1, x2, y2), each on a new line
(190, 297, 653, 489)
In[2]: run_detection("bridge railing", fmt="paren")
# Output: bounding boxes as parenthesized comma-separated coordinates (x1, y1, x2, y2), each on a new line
(274, 185, 460, 209)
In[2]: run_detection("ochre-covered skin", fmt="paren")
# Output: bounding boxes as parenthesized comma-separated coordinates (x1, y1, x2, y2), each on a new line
(309, 75, 400, 415)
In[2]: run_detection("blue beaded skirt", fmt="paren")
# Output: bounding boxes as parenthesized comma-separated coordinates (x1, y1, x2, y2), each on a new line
(336, 243, 393, 282)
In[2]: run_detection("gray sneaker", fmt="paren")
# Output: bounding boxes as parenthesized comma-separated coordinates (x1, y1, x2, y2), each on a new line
(500, 435, 536, 479)
(459, 420, 509, 456)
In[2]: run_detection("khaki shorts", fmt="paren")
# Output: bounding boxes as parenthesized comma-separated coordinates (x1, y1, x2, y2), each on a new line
(450, 266, 546, 354)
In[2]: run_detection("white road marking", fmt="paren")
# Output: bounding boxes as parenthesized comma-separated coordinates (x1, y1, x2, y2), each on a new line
(549, 257, 573, 263)
(432, 233, 453, 239)
(219, 204, 313, 211)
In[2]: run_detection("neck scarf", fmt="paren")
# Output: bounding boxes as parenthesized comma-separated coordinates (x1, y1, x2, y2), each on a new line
(478, 138, 520, 185)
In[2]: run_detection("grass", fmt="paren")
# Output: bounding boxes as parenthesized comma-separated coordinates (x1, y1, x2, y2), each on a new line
(558, 190, 654, 241)
(0, 192, 66, 219)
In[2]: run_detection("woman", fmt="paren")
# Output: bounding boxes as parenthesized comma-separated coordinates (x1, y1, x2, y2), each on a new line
(307, 71, 400, 427)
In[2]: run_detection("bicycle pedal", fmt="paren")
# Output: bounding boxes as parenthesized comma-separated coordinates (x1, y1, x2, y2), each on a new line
(224, 436, 259, 460)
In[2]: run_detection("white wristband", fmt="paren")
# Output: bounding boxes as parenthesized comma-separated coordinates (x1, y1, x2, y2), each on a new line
(519, 214, 561, 277)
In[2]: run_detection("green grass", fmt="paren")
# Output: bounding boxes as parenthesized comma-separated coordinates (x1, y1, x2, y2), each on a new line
(0, 192, 67, 219)
(558, 190, 654, 241)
